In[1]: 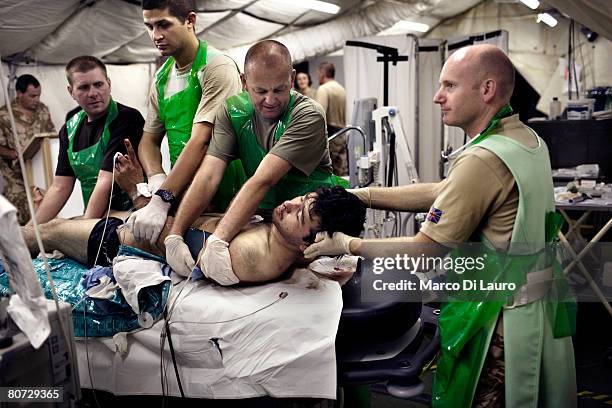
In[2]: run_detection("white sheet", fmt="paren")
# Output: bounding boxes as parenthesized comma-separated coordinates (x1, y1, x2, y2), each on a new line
(75, 268, 342, 399)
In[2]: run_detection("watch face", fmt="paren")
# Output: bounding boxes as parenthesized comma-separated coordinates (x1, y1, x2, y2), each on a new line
(156, 189, 175, 203)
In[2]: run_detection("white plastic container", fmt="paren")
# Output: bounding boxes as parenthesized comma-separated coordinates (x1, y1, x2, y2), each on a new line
(549, 97, 562, 120)
(566, 98, 595, 120)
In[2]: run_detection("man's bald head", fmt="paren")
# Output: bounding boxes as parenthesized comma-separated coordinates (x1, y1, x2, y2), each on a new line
(241, 40, 296, 120)
(450, 44, 515, 102)
(244, 40, 293, 77)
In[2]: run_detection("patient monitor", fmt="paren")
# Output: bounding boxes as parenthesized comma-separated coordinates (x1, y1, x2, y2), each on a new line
(347, 105, 419, 238)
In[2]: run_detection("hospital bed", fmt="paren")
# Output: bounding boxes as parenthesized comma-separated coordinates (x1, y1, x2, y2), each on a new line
(2, 252, 439, 404)
(73, 259, 439, 404)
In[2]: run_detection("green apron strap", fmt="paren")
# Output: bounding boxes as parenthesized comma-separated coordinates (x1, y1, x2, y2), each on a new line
(227, 91, 345, 209)
(155, 41, 245, 211)
(156, 40, 208, 166)
(469, 103, 513, 146)
(433, 112, 576, 407)
(67, 99, 118, 207)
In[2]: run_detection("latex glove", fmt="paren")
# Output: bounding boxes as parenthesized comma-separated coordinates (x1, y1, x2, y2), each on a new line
(147, 173, 167, 194)
(347, 187, 371, 207)
(200, 234, 239, 286)
(164, 234, 195, 278)
(303, 231, 356, 259)
(125, 194, 170, 244)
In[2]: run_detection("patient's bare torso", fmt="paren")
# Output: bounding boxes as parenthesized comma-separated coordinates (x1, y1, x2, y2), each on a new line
(120, 214, 299, 283)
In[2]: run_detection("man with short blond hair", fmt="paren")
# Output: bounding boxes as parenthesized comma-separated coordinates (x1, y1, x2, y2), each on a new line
(32, 56, 144, 224)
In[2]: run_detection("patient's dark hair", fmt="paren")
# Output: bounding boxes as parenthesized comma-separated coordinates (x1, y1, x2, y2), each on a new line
(142, 0, 195, 21)
(305, 186, 366, 244)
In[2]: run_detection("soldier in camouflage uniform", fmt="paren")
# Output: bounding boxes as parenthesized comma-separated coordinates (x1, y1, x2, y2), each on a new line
(0, 74, 56, 224)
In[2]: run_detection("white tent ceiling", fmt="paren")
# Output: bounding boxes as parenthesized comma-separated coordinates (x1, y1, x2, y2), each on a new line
(0, 0, 483, 65)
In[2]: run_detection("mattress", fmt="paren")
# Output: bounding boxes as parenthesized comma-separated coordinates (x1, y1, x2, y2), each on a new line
(76, 267, 343, 399)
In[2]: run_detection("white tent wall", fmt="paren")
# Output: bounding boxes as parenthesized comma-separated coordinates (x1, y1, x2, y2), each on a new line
(0, 62, 8, 107)
(425, 0, 612, 114)
(415, 39, 445, 183)
(224, 0, 481, 69)
(2, 61, 172, 218)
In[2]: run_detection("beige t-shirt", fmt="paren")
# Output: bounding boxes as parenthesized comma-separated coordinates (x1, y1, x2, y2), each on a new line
(300, 87, 317, 100)
(315, 80, 346, 128)
(420, 115, 539, 246)
(207, 92, 333, 176)
(144, 51, 242, 134)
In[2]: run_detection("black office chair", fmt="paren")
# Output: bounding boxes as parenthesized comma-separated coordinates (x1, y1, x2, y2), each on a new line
(336, 260, 440, 404)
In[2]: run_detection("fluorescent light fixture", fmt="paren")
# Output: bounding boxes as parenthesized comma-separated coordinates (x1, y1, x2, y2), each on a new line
(378, 20, 430, 36)
(519, 0, 540, 10)
(290, 0, 340, 14)
(393, 20, 430, 33)
(537, 12, 558, 27)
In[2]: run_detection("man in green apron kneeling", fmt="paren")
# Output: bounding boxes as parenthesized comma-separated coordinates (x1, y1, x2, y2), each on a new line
(123, 0, 243, 245)
(32, 56, 144, 225)
(163, 40, 347, 281)
(304, 44, 577, 407)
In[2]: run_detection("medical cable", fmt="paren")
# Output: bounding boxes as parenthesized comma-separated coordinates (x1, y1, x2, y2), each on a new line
(168, 291, 289, 326)
(79, 154, 128, 406)
(159, 291, 289, 398)
(0, 60, 75, 370)
(163, 309, 185, 398)
(160, 292, 289, 398)
(91, 152, 121, 267)
(83, 304, 102, 408)
(158, 261, 198, 399)
(161, 282, 288, 394)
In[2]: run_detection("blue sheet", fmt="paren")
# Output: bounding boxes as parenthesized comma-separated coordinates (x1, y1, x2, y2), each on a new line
(0, 245, 170, 337)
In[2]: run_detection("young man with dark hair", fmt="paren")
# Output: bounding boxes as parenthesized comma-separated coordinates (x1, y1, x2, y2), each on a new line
(32, 56, 144, 224)
(0, 74, 55, 224)
(123, 0, 243, 243)
(22, 186, 366, 284)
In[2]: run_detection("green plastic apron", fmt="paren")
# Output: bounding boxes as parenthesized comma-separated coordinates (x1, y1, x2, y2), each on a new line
(66, 99, 127, 208)
(156, 40, 245, 210)
(226, 91, 348, 209)
(432, 106, 576, 408)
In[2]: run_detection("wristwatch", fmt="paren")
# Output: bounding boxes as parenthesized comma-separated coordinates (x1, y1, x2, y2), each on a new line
(154, 189, 176, 205)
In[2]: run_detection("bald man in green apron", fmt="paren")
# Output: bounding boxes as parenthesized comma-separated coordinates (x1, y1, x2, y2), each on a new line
(32, 56, 144, 225)
(125, 0, 243, 245)
(304, 45, 576, 408)
(164, 40, 347, 280)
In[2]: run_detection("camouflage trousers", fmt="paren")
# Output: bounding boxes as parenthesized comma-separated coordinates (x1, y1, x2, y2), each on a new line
(328, 125, 348, 177)
(1, 170, 31, 225)
(473, 330, 505, 408)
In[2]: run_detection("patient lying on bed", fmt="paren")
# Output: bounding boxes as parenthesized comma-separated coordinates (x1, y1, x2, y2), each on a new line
(22, 186, 365, 284)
